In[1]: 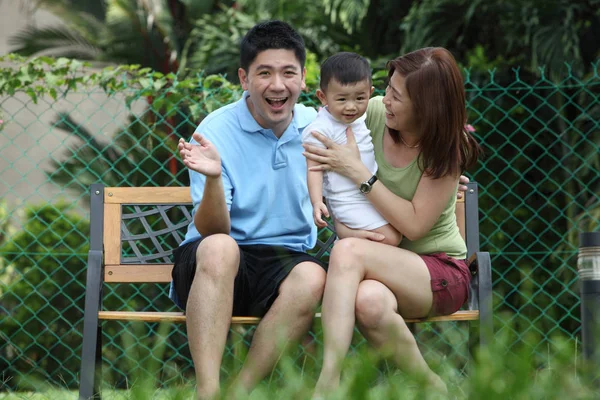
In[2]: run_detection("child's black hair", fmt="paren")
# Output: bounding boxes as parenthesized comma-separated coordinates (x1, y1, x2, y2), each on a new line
(320, 52, 371, 91)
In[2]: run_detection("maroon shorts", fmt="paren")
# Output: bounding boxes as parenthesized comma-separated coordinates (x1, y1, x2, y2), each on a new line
(421, 253, 471, 317)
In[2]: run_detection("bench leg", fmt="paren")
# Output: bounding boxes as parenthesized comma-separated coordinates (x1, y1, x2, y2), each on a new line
(476, 252, 493, 350)
(467, 321, 480, 373)
(467, 252, 493, 371)
(79, 250, 104, 400)
(95, 325, 103, 398)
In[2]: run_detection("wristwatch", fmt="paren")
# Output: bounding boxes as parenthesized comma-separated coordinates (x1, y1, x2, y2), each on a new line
(359, 175, 378, 194)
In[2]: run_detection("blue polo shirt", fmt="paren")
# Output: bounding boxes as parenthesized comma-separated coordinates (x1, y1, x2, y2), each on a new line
(169, 92, 318, 306)
(180, 91, 317, 250)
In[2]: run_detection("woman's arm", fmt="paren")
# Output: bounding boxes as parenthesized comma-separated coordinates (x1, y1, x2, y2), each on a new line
(302, 129, 460, 241)
(363, 172, 459, 241)
(334, 219, 385, 242)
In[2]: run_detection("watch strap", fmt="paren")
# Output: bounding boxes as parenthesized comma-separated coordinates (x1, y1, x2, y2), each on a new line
(367, 175, 378, 186)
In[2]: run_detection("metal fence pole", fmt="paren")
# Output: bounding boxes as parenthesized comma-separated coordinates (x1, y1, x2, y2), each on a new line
(578, 231, 600, 386)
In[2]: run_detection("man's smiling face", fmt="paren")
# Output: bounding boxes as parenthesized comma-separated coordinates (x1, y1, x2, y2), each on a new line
(238, 49, 306, 137)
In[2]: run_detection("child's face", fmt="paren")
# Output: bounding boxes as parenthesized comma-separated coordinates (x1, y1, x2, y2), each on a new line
(317, 79, 374, 124)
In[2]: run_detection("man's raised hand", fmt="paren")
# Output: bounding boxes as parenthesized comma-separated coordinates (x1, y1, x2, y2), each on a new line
(178, 132, 222, 177)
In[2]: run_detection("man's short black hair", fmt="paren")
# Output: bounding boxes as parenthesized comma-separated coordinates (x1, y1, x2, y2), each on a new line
(240, 20, 306, 71)
(320, 52, 372, 91)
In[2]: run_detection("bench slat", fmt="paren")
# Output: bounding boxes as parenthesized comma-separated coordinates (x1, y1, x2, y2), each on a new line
(104, 204, 122, 265)
(105, 264, 173, 283)
(98, 310, 479, 324)
(105, 187, 192, 204)
(103, 187, 461, 205)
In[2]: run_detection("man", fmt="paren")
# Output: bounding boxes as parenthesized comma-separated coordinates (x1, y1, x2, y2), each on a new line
(169, 20, 329, 399)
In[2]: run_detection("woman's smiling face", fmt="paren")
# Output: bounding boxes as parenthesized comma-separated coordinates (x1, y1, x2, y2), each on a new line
(382, 71, 418, 134)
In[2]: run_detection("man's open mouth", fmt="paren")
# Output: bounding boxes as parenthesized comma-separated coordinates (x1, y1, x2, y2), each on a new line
(266, 97, 288, 109)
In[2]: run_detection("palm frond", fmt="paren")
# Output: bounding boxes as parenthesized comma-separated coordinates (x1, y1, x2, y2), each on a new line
(179, 0, 218, 20)
(47, 113, 181, 192)
(180, 6, 256, 77)
(532, 20, 581, 76)
(8, 25, 101, 59)
(323, 0, 370, 34)
(400, 0, 477, 52)
(51, 112, 124, 165)
(102, 0, 179, 70)
(33, 0, 106, 20)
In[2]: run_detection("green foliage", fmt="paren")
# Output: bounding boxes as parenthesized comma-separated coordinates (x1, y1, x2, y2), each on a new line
(0, 54, 225, 106)
(8, 0, 600, 83)
(8, 0, 355, 78)
(178, 4, 257, 79)
(323, 0, 370, 34)
(7, 0, 222, 73)
(47, 113, 183, 193)
(0, 203, 89, 387)
(0, 54, 247, 199)
(3, 321, 596, 399)
(401, 0, 600, 77)
(0, 201, 11, 245)
(304, 51, 321, 89)
(0, 110, 5, 132)
(178, 0, 350, 78)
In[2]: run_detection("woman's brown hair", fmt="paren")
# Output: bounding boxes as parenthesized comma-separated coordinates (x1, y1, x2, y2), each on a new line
(387, 47, 481, 179)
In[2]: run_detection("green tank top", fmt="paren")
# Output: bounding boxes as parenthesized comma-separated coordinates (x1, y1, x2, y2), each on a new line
(365, 97, 467, 259)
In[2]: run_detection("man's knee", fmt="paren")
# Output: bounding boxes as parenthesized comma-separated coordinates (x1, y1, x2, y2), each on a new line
(195, 234, 239, 281)
(279, 262, 326, 311)
(355, 282, 395, 330)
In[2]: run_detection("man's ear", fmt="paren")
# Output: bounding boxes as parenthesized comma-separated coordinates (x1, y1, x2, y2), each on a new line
(316, 89, 327, 105)
(238, 68, 249, 90)
(301, 67, 307, 91)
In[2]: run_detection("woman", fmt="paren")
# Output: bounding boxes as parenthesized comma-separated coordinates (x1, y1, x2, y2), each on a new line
(303, 47, 481, 395)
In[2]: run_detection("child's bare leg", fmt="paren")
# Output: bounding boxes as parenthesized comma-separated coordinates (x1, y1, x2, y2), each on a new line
(372, 224, 403, 246)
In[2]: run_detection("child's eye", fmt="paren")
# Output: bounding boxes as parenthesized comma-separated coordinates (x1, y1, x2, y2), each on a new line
(337, 98, 345, 102)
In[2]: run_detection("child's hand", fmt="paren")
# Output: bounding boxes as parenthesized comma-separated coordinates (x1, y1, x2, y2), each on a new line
(312, 201, 330, 228)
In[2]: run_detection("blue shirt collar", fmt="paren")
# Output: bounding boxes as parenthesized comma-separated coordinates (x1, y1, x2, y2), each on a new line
(237, 91, 264, 133)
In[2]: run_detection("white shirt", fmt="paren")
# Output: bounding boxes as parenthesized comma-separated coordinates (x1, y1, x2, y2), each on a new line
(302, 107, 377, 201)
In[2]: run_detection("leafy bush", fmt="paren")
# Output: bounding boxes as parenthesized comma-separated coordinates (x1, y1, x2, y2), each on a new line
(0, 203, 89, 388)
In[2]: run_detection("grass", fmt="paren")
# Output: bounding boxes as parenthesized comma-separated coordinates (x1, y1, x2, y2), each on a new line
(1, 320, 598, 399)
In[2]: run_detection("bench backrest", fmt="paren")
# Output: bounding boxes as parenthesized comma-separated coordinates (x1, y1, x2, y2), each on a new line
(90, 183, 481, 307)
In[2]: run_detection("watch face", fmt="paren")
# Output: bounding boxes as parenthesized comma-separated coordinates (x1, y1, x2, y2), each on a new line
(360, 183, 370, 194)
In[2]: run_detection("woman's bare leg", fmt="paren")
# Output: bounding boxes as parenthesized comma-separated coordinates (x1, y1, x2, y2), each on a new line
(314, 237, 440, 395)
(355, 280, 447, 392)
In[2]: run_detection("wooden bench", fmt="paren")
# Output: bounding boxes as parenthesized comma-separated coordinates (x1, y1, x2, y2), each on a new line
(78, 182, 492, 399)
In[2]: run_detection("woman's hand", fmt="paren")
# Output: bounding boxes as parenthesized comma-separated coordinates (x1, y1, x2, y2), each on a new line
(302, 127, 369, 183)
(457, 175, 469, 199)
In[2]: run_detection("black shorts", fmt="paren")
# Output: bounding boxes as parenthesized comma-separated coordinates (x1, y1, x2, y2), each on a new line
(171, 237, 326, 316)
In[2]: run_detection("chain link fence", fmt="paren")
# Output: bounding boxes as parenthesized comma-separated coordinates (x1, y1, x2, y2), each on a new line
(1, 62, 599, 393)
